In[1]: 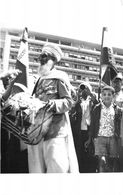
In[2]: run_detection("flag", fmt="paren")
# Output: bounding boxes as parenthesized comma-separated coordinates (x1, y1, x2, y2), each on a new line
(103, 27, 108, 32)
(101, 47, 118, 85)
(12, 27, 29, 94)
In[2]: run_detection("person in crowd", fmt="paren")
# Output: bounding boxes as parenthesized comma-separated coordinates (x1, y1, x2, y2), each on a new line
(121, 86, 123, 92)
(1, 69, 29, 173)
(69, 81, 98, 173)
(0, 69, 21, 101)
(69, 87, 78, 153)
(0, 69, 23, 173)
(112, 73, 123, 172)
(86, 86, 122, 172)
(27, 43, 79, 173)
(112, 73, 123, 107)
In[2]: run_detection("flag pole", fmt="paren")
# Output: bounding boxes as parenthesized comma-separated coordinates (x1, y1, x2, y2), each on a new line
(98, 27, 108, 100)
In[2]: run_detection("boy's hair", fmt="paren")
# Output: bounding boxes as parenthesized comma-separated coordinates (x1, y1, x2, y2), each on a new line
(101, 85, 115, 94)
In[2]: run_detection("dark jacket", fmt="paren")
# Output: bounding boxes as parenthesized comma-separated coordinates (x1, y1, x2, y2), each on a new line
(69, 96, 98, 132)
(89, 103, 122, 139)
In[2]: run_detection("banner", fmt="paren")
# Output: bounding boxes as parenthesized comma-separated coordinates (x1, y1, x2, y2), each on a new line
(13, 27, 29, 94)
(101, 47, 117, 85)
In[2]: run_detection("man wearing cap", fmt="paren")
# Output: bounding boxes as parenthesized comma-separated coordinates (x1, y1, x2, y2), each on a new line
(70, 81, 98, 173)
(27, 43, 78, 173)
(112, 73, 123, 172)
(112, 73, 123, 107)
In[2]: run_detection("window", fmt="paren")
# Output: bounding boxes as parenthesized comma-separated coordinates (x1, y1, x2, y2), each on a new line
(35, 36, 46, 41)
(96, 58, 100, 62)
(48, 39, 59, 44)
(68, 74, 73, 79)
(64, 63, 69, 67)
(9, 63, 16, 69)
(0, 48, 3, 59)
(69, 53, 78, 58)
(64, 53, 69, 57)
(9, 32, 19, 36)
(11, 41, 20, 49)
(10, 53, 17, 59)
(74, 64, 77, 69)
(76, 75, 81, 80)
(81, 56, 85, 60)
(61, 41, 71, 46)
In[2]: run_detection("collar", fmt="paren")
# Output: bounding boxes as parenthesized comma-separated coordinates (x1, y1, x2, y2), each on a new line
(101, 101, 114, 109)
(39, 68, 72, 90)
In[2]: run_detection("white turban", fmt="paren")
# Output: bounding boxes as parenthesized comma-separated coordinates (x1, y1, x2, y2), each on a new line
(42, 43, 63, 62)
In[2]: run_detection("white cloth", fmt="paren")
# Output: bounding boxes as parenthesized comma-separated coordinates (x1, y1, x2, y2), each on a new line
(28, 112, 79, 173)
(80, 99, 90, 130)
(28, 137, 69, 173)
(0, 80, 5, 98)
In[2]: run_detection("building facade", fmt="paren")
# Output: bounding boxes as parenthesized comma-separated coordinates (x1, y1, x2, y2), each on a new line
(0, 28, 123, 92)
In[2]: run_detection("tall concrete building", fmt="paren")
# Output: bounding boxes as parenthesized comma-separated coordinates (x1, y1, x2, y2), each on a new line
(0, 28, 123, 92)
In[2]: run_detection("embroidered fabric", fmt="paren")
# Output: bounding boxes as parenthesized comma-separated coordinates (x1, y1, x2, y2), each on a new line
(98, 103, 115, 137)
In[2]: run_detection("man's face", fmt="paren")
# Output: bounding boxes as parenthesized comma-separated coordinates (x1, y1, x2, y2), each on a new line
(112, 78, 122, 92)
(38, 53, 54, 76)
(78, 86, 88, 100)
(2, 77, 11, 89)
(101, 90, 114, 106)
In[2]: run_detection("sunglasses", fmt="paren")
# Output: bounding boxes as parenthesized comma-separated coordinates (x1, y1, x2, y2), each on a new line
(80, 84, 86, 90)
(39, 53, 56, 65)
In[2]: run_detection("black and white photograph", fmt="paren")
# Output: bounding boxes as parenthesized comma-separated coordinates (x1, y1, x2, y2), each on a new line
(0, 0, 123, 194)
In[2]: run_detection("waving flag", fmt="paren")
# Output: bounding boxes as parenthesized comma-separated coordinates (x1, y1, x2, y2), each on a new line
(12, 27, 29, 94)
(101, 47, 117, 85)
(98, 27, 118, 100)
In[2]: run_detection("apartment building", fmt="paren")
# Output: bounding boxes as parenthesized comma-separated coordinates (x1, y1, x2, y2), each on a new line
(0, 28, 123, 92)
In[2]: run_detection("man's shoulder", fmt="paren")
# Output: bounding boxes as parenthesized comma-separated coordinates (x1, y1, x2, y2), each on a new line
(94, 102, 101, 108)
(115, 90, 123, 98)
(53, 69, 71, 89)
(54, 69, 69, 79)
(114, 90, 123, 107)
(114, 103, 122, 111)
(92, 102, 101, 112)
(119, 90, 123, 99)
(46, 68, 70, 83)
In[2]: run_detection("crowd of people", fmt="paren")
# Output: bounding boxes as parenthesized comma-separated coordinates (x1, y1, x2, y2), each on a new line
(0, 43, 123, 173)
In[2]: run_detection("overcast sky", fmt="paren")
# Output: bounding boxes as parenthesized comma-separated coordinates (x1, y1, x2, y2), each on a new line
(0, 0, 123, 48)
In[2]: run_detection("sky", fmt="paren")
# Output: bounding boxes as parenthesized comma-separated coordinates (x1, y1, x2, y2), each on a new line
(0, 0, 123, 48)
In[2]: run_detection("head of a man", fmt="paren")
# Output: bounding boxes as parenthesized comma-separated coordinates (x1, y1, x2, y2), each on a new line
(112, 73, 123, 93)
(78, 81, 92, 100)
(1, 69, 21, 89)
(38, 43, 63, 76)
(101, 85, 115, 107)
(2, 77, 10, 89)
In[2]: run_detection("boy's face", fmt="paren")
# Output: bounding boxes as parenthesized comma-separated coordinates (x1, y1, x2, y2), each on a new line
(101, 89, 114, 105)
